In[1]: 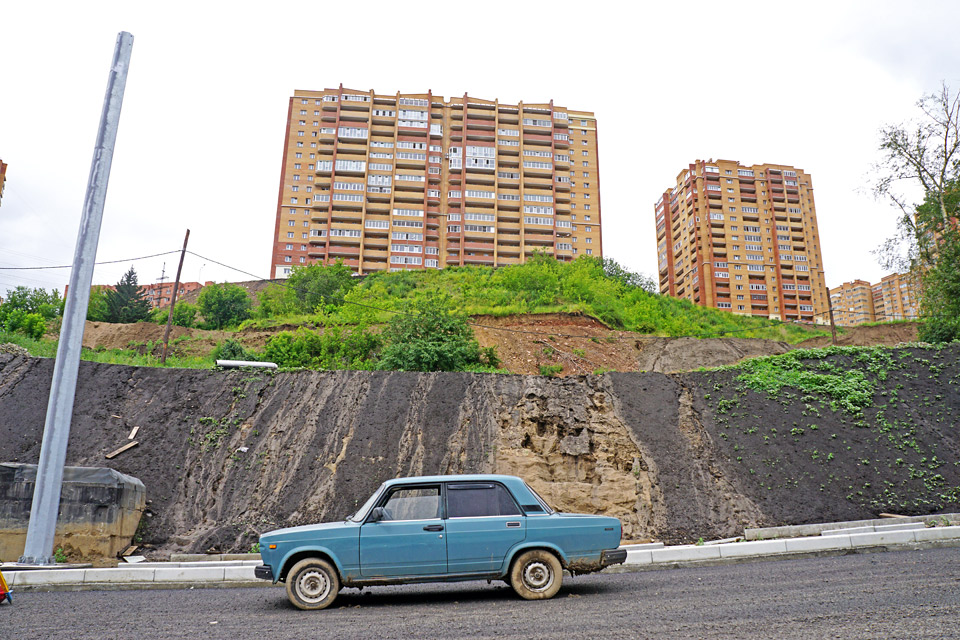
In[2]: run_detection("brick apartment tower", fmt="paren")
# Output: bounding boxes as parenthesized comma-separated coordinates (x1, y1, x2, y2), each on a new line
(829, 280, 876, 326)
(655, 159, 829, 323)
(270, 87, 602, 277)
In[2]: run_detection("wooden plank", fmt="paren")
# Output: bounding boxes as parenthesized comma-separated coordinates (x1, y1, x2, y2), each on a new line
(111, 414, 123, 419)
(127, 426, 140, 440)
(105, 441, 138, 459)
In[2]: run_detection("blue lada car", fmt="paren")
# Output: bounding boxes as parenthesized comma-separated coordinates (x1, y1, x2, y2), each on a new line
(256, 474, 627, 610)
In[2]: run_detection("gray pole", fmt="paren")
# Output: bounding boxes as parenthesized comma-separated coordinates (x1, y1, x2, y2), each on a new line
(19, 32, 134, 565)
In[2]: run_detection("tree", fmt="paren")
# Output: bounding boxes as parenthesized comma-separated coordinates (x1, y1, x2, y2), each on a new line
(105, 267, 151, 323)
(197, 283, 251, 329)
(597, 257, 657, 293)
(377, 294, 497, 372)
(0, 286, 62, 321)
(874, 83, 960, 341)
(86, 286, 111, 322)
(286, 260, 358, 310)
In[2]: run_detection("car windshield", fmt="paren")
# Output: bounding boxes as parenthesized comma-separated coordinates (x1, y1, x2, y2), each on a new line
(523, 481, 555, 514)
(347, 483, 386, 522)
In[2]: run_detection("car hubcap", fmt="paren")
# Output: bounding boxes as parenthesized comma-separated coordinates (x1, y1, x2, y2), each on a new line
(523, 561, 553, 592)
(297, 569, 330, 603)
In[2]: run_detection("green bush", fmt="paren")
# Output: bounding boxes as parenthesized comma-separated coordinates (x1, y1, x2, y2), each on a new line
(148, 302, 198, 328)
(212, 339, 258, 362)
(3, 309, 46, 340)
(263, 324, 380, 370)
(539, 364, 563, 377)
(378, 295, 496, 372)
(198, 283, 251, 329)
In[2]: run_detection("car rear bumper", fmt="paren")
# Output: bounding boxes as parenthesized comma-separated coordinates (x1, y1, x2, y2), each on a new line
(601, 548, 627, 567)
(254, 565, 274, 581)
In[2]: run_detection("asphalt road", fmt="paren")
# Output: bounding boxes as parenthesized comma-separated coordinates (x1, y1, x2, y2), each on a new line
(5, 548, 960, 639)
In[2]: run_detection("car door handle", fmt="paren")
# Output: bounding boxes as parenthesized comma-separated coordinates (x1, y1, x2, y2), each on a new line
(423, 524, 444, 532)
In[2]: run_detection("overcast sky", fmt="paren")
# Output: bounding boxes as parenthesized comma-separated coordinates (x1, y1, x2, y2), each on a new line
(1, 1, 958, 298)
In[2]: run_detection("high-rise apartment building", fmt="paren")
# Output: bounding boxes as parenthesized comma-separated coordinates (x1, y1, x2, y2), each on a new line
(270, 87, 602, 277)
(0, 160, 7, 207)
(876, 271, 922, 321)
(830, 279, 876, 326)
(655, 159, 829, 323)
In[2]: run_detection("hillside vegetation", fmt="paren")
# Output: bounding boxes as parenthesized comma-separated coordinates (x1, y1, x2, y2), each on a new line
(1, 257, 834, 371)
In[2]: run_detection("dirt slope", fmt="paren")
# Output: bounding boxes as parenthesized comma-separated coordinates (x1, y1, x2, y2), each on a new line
(0, 343, 957, 559)
(71, 314, 919, 375)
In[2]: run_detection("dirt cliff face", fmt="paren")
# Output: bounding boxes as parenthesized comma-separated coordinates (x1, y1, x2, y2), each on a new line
(0, 343, 957, 558)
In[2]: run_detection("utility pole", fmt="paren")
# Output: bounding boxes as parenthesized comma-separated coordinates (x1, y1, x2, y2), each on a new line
(20, 32, 134, 565)
(827, 289, 838, 346)
(161, 230, 190, 363)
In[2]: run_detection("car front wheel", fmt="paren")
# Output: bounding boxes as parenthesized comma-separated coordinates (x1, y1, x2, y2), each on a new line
(509, 549, 562, 600)
(285, 558, 340, 610)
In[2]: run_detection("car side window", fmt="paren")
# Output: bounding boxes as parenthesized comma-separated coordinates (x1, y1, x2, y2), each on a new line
(382, 487, 440, 521)
(446, 483, 522, 518)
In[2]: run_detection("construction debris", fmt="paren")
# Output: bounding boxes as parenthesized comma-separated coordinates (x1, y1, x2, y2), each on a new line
(105, 441, 139, 459)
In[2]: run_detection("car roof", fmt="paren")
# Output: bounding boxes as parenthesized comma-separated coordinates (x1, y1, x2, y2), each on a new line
(383, 474, 522, 487)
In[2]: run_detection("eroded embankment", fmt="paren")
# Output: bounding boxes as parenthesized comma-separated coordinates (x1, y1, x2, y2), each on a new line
(0, 343, 957, 557)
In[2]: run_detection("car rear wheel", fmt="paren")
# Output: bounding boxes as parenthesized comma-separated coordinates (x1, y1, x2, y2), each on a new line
(509, 550, 562, 600)
(285, 558, 340, 610)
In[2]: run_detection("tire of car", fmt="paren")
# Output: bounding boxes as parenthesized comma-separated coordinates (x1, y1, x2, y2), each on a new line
(285, 557, 340, 610)
(509, 549, 563, 600)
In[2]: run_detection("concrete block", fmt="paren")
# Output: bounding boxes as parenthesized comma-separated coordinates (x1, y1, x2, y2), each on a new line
(849, 530, 917, 547)
(650, 545, 722, 564)
(621, 542, 664, 551)
(718, 539, 787, 558)
(223, 566, 258, 581)
(914, 526, 960, 542)
(117, 562, 181, 569)
(822, 526, 874, 536)
(153, 566, 225, 582)
(785, 534, 853, 553)
(241, 560, 263, 566)
(624, 549, 653, 565)
(84, 567, 156, 583)
(13, 569, 85, 586)
(874, 522, 925, 532)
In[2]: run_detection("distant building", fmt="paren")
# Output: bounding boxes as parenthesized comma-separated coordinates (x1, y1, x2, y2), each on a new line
(0, 159, 7, 207)
(66, 281, 213, 310)
(270, 86, 601, 277)
(829, 280, 876, 326)
(141, 281, 212, 309)
(875, 272, 922, 321)
(655, 159, 829, 323)
(872, 282, 886, 322)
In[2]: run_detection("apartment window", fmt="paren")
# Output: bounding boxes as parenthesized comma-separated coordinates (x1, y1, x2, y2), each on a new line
(582, 151, 588, 156)
(584, 205, 591, 210)
(295, 152, 302, 158)
(582, 161, 588, 166)
(585, 238, 592, 244)
(296, 142, 303, 148)
(585, 249, 592, 255)
(284, 256, 292, 262)
(286, 232, 294, 238)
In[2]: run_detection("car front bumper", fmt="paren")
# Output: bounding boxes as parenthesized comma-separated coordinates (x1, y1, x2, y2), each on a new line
(601, 548, 628, 567)
(254, 564, 274, 581)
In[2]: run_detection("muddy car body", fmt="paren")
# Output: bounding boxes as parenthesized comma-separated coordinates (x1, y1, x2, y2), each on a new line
(256, 474, 626, 609)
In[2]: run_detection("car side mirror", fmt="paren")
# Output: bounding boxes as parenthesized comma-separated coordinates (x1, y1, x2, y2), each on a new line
(369, 506, 385, 522)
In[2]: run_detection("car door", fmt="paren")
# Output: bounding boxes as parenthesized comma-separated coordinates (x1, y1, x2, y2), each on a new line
(444, 482, 526, 574)
(359, 484, 447, 577)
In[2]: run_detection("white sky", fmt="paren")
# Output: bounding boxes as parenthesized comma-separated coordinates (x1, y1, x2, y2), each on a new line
(1, 0, 958, 298)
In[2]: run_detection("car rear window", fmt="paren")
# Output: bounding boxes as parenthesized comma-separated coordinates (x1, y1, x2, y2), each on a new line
(446, 483, 522, 518)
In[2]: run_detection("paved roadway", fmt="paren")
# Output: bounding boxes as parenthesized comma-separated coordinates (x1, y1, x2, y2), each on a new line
(5, 548, 960, 639)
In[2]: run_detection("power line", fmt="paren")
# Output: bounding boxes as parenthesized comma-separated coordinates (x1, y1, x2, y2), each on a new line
(0, 250, 181, 270)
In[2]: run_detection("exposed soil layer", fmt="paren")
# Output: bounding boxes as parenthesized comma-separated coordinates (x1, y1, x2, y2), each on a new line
(0, 343, 956, 559)
(68, 314, 920, 375)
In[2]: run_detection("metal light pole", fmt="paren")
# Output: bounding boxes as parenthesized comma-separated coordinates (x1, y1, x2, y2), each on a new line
(19, 32, 134, 565)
